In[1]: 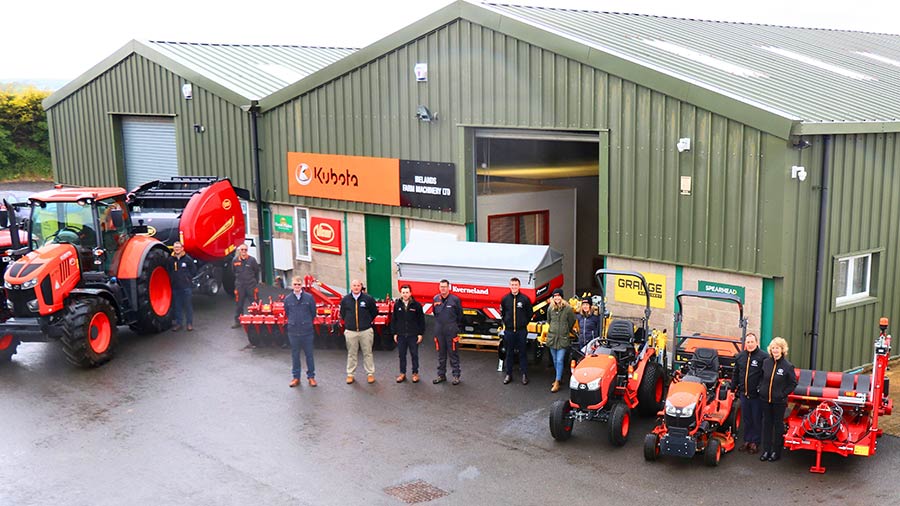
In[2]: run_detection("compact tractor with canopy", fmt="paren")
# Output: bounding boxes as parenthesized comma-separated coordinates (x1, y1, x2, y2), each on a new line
(0, 179, 245, 367)
(783, 318, 893, 473)
(549, 269, 666, 446)
(643, 290, 746, 466)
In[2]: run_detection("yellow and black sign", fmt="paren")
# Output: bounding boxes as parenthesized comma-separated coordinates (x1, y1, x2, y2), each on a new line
(614, 272, 666, 309)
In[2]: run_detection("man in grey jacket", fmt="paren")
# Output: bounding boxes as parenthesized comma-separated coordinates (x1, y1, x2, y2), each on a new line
(231, 244, 260, 328)
(432, 279, 464, 385)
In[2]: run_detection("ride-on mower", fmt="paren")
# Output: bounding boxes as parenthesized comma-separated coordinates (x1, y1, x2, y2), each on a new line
(783, 318, 893, 473)
(549, 269, 666, 446)
(643, 290, 746, 466)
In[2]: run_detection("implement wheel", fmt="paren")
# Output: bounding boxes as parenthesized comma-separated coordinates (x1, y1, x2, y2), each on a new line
(0, 333, 20, 363)
(60, 297, 118, 368)
(129, 247, 173, 334)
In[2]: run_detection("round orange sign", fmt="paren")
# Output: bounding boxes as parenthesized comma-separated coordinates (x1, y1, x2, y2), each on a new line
(313, 222, 335, 243)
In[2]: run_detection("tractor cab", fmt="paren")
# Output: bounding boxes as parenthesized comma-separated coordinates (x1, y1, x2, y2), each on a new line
(28, 188, 130, 276)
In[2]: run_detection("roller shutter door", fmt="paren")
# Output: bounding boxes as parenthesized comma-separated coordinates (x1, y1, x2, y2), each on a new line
(122, 116, 178, 190)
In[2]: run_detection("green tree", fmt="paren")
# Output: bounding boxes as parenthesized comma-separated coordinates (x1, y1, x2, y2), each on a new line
(0, 85, 52, 181)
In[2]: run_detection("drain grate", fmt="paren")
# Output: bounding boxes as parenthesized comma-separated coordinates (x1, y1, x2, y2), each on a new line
(383, 480, 449, 504)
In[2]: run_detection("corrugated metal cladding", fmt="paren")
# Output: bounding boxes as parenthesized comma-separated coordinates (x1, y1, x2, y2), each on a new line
(816, 133, 900, 371)
(47, 53, 254, 191)
(262, 19, 781, 276)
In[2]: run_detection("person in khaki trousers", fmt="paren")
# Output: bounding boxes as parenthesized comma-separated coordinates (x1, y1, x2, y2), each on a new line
(339, 279, 380, 384)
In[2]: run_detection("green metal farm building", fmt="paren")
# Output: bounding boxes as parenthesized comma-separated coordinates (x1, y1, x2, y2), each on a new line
(44, 1, 900, 371)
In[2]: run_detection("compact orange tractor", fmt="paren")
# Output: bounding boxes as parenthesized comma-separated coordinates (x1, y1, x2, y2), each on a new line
(643, 290, 746, 466)
(549, 269, 666, 446)
(0, 179, 245, 367)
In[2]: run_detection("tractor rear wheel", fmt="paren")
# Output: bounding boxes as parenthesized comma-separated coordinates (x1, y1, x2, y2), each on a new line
(637, 362, 665, 416)
(129, 248, 173, 334)
(643, 433, 660, 461)
(725, 398, 741, 435)
(549, 400, 574, 441)
(0, 333, 20, 363)
(608, 402, 631, 446)
(59, 297, 118, 367)
(705, 437, 722, 467)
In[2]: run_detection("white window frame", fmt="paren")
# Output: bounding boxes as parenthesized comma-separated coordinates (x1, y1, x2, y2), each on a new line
(835, 253, 871, 305)
(239, 200, 251, 236)
(294, 207, 311, 261)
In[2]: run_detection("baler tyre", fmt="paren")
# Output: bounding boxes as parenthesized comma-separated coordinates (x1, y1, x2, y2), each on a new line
(129, 248, 173, 334)
(643, 433, 660, 461)
(705, 437, 722, 467)
(725, 398, 741, 436)
(221, 260, 235, 299)
(59, 297, 118, 368)
(608, 402, 631, 447)
(637, 362, 665, 416)
(0, 334, 20, 363)
(549, 400, 574, 441)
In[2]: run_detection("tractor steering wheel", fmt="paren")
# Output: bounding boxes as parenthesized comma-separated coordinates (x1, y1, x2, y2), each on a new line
(47, 226, 83, 245)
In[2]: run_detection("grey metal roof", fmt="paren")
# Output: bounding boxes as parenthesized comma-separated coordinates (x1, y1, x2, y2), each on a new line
(143, 41, 356, 101)
(483, 2, 900, 127)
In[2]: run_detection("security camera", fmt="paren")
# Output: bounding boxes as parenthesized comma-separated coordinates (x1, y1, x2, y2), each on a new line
(416, 105, 435, 122)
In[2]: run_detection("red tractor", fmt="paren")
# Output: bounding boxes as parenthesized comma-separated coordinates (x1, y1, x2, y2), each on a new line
(643, 290, 746, 466)
(783, 318, 893, 473)
(0, 179, 245, 367)
(549, 269, 666, 446)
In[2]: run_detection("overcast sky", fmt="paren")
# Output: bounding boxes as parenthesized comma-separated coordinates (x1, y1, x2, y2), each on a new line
(3, 0, 898, 80)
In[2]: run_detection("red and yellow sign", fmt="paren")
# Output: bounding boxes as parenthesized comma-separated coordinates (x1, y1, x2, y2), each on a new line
(287, 152, 400, 206)
(310, 217, 343, 255)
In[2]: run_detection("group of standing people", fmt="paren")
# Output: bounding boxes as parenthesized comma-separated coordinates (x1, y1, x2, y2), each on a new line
(733, 334, 797, 462)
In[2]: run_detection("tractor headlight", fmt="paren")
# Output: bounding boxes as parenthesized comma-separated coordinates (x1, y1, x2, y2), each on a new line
(21, 278, 38, 290)
(569, 376, 580, 389)
(586, 378, 602, 391)
(3, 280, 11, 289)
(26, 299, 39, 312)
(665, 400, 696, 418)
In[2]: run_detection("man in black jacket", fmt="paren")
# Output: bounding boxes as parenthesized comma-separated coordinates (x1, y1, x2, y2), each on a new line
(500, 277, 533, 385)
(733, 333, 766, 454)
(167, 241, 196, 332)
(231, 244, 260, 328)
(284, 275, 318, 388)
(392, 284, 425, 383)
(758, 337, 798, 462)
(432, 279, 464, 385)
(340, 279, 379, 384)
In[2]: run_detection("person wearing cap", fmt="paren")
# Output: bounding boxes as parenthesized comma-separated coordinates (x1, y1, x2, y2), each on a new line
(231, 244, 260, 328)
(545, 288, 575, 392)
(500, 277, 533, 385)
(574, 297, 600, 354)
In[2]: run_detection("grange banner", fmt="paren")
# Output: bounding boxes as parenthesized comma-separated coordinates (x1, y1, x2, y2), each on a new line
(287, 152, 400, 206)
(614, 272, 666, 309)
(310, 217, 342, 255)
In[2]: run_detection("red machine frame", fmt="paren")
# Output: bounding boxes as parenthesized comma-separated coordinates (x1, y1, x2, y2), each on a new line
(783, 317, 893, 473)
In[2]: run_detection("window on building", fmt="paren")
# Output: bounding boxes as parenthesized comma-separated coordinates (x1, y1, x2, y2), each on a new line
(487, 210, 549, 245)
(295, 207, 311, 261)
(835, 253, 872, 305)
(240, 200, 251, 235)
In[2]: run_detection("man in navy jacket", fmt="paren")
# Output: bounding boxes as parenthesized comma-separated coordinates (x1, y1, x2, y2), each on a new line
(284, 275, 318, 388)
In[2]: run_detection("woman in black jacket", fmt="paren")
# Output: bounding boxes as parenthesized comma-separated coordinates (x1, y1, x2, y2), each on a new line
(758, 337, 798, 462)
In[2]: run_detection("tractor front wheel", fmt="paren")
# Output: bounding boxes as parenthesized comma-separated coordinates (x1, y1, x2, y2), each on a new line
(705, 437, 722, 467)
(129, 248, 173, 334)
(643, 433, 660, 461)
(59, 297, 118, 367)
(0, 333, 20, 363)
(608, 402, 631, 446)
(637, 362, 665, 416)
(549, 400, 574, 441)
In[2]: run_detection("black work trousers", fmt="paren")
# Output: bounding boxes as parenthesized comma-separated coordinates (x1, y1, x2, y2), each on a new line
(761, 401, 787, 456)
(503, 328, 528, 376)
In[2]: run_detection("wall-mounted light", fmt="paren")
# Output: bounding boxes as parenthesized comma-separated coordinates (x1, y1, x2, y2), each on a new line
(676, 137, 691, 152)
(416, 105, 436, 122)
(791, 165, 808, 182)
(182, 83, 193, 100)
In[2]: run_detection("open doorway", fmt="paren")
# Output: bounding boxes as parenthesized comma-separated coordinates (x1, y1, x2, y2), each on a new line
(474, 129, 602, 297)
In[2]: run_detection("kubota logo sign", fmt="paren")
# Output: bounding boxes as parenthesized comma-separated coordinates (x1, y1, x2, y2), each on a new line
(288, 152, 400, 206)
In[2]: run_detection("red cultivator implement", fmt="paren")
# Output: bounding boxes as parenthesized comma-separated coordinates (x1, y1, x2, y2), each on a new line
(783, 317, 893, 473)
(239, 275, 393, 348)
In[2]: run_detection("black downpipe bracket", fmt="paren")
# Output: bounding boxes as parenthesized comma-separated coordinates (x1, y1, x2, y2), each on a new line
(248, 101, 268, 284)
(810, 135, 832, 370)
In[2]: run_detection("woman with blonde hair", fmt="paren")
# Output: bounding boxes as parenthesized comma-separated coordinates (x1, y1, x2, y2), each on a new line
(758, 337, 797, 462)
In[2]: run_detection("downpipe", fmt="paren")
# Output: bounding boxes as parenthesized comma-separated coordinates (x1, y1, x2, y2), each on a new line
(810, 135, 832, 370)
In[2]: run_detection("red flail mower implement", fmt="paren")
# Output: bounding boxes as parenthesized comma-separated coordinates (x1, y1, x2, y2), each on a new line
(239, 275, 393, 348)
(783, 317, 893, 473)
